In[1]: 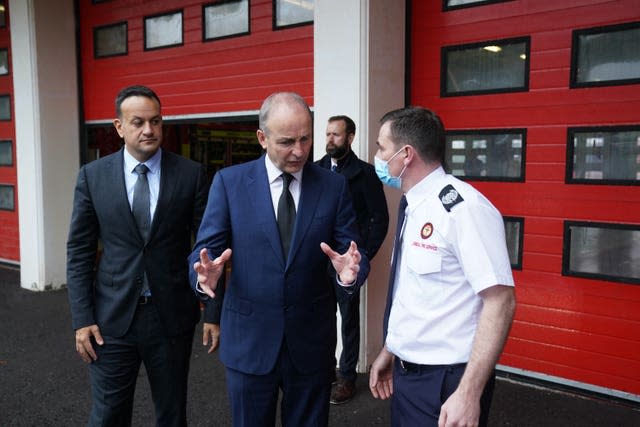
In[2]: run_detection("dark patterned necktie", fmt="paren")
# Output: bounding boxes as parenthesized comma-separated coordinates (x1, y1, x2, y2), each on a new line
(383, 195, 408, 340)
(277, 173, 296, 261)
(132, 163, 151, 242)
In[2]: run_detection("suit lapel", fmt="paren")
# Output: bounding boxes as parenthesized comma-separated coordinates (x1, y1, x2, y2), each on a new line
(287, 163, 322, 267)
(112, 149, 142, 241)
(148, 151, 176, 240)
(245, 158, 286, 265)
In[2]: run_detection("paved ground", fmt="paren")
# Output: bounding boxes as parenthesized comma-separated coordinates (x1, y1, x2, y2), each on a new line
(1, 265, 638, 426)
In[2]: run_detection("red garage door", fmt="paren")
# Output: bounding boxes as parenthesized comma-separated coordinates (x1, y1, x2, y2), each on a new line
(410, 0, 640, 398)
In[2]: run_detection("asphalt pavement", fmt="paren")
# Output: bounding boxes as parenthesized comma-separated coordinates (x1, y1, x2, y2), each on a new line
(1, 265, 638, 426)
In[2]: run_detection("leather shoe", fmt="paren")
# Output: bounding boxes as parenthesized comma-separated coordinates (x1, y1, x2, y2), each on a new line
(330, 378, 355, 405)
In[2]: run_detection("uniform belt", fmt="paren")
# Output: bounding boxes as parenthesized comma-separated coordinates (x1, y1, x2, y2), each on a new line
(399, 359, 429, 372)
(138, 295, 152, 305)
(398, 359, 465, 373)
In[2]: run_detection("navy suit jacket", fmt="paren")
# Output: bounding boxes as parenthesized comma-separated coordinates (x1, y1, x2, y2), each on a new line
(189, 156, 370, 375)
(67, 148, 209, 337)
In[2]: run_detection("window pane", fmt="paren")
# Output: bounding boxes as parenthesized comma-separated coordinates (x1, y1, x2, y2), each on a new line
(567, 126, 640, 184)
(0, 184, 14, 210)
(445, 130, 525, 181)
(443, 37, 529, 96)
(573, 23, 640, 86)
(564, 222, 640, 284)
(504, 217, 523, 269)
(0, 49, 8, 75)
(204, 0, 249, 41)
(94, 22, 127, 58)
(275, 0, 314, 28)
(444, 0, 512, 10)
(0, 140, 11, 166)
(145, 11, 183, 50)
(0, 1, 6, 27)
(0, 95, 10, 120)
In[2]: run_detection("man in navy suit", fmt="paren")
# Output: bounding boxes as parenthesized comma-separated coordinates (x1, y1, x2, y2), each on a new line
(67, 85, 209, 426)
(190, 92, 370, 427)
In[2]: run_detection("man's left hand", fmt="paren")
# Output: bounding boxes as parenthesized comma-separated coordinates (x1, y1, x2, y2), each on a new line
(320, 240, 361, 285)
(202, 322, 220, 354)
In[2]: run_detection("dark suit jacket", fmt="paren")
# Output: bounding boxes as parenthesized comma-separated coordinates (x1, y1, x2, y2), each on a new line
(67, 148, 208, 337)
(316, 150, 389, 260)
(189, 156, 370, 375)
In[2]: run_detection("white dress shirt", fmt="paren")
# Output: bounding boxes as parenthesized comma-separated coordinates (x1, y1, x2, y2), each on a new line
(264, 155, 302, 216)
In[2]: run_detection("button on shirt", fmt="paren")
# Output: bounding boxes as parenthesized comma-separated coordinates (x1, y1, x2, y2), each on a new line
(385, 166, 514, 365)
(124, 148, 161, 222)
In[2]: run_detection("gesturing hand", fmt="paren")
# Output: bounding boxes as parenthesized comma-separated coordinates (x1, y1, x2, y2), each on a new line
(320, 240, 361, 285)
(192, 248, 232, 297)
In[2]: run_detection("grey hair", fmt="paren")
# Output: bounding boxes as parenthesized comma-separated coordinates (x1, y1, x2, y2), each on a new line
(258, 92, 311, 135)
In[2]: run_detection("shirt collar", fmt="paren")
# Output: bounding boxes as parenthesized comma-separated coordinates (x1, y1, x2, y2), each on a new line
(124, 147, 162, 175)
(405, 166, 445, 208)
(264, 154, 303, 184)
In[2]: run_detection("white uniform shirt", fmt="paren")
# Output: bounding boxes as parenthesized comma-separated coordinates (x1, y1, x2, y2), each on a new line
(385, 166, 514, 365)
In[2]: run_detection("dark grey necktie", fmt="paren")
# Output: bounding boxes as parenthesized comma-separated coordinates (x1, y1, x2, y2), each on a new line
(132, 163, 151, 242)
(383, 195, 408, 340)
(277, 173, 296, 261)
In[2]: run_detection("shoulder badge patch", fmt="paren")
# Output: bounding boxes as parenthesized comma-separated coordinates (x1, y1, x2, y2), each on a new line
(439, 184, 464, 212)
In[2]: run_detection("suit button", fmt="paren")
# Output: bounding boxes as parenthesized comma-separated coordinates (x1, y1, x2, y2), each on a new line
(283, 305, 289, 312)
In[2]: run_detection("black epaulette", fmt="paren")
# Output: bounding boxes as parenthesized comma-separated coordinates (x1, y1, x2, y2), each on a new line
(439, 184, 464, 212)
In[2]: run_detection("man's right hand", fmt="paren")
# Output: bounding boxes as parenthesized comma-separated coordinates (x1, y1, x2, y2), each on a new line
(75, 324, 103, 363)
(369, 347, 394, 400)
(193, 248, 232, 298)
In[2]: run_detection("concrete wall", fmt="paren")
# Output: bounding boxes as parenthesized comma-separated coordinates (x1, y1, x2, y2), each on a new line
(314, 0, 405, 371)
(11, 0, 79, 290)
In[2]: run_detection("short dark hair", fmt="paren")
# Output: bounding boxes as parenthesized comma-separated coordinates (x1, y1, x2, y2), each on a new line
(379, 106, 445, 165)
(115, 85, 161, 118)
(328, 115, 356, 136)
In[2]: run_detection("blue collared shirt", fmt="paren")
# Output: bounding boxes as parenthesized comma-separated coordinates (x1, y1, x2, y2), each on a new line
(123, 148, 162, 221)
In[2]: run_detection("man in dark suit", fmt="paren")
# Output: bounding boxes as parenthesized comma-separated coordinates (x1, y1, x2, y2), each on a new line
(189, 92, 370, 427)
(66, 85, 209, 426)
(316, 115, 389, 404)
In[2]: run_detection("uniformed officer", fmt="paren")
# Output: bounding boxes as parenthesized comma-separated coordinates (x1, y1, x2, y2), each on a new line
(368, 106, 516, 427)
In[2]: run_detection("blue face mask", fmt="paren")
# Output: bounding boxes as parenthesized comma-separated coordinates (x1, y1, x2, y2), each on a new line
(374, 147, 407, 189)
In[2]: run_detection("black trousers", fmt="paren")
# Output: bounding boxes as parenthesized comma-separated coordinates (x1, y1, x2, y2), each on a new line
(391, 358, 495, 427)
(87, 302, 194, 427)
(334, 280, 360, 382)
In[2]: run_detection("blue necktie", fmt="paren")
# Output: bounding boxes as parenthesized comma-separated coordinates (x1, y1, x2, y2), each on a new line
(331, 164, 337, 172)
(383, 195, 407, 340)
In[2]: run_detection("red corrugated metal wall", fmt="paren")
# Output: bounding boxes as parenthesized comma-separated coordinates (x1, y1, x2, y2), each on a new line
(0, 3, 18, 262)
(410, 0, 640, 395)
(79, 0, 313, 121)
